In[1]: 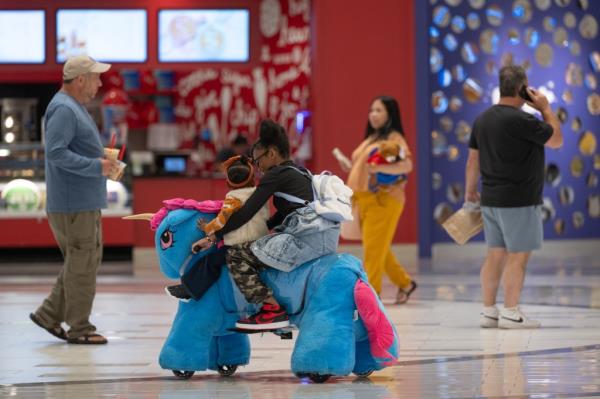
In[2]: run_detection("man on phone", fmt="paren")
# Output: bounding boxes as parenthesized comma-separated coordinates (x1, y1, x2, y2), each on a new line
(465, 65, 563, 329)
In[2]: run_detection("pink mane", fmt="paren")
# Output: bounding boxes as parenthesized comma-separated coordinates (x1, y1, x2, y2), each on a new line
(150, 198, 223, 230)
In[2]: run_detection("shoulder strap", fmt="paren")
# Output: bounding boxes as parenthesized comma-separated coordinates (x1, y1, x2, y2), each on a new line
(273, 165, 314, 205)
(277, 164, 312, 180)
(273, 191, 309, 205)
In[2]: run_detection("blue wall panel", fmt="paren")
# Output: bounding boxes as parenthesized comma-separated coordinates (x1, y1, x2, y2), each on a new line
(424, 0, 600, 246)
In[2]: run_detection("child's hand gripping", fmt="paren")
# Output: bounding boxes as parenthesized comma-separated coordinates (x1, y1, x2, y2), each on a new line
(192, 218, 214, 253)
(196, 218, 208, 231)
(191, 235, 216, 253)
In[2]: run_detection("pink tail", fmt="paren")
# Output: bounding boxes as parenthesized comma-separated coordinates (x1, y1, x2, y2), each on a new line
(354, 280, 398, 366)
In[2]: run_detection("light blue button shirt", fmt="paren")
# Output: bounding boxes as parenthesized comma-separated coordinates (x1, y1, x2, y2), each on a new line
(44, 91, 106, 212)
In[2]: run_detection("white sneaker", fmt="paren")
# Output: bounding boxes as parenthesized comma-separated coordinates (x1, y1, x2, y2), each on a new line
(480, 305, 499, 328)
(499, 306, 541, 329)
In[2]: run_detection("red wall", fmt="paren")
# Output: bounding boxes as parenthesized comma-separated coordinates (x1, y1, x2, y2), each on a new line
(0, 0, 260, 83)
(0, 0, 418, 244)
(0, 217, 133, 247)
(311, 0, 417, 243)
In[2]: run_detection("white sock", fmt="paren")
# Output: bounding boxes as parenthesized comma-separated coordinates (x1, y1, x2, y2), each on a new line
(483, 305, 498, 315)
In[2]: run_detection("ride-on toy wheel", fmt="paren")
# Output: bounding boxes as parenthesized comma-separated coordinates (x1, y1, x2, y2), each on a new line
(217, 364, 238, 377)
(354, 370, 373, 378)
(308, 373, 331, 383)
(295, 372, 331, 383)
(172, 370, 195, 379)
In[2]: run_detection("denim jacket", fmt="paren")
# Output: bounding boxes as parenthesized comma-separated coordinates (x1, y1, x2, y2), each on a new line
(250, 207, 340, 272)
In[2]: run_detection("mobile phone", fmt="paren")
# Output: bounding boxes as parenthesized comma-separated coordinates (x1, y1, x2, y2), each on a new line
(519, 85, 533, 102)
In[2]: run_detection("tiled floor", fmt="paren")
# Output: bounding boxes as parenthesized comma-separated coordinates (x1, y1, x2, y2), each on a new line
(1, 244, 599, 398)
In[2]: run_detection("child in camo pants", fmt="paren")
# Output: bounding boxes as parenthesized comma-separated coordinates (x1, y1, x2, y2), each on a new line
(167, 155, 269, 302)
(197, 156, 270, 304)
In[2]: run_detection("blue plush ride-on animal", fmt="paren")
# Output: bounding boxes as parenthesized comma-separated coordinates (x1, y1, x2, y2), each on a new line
(126, 198, 399, 383)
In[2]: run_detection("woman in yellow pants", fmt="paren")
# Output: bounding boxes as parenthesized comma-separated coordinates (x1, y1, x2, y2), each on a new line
(342, 95, 417, 303)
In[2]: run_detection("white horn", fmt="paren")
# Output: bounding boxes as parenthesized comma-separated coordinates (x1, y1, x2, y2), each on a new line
(123, 213, 154, 221)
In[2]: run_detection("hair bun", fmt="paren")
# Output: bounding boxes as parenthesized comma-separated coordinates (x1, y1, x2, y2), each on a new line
(226, 158, 253, 187)
(237, 154, 250, 166)
(259, 119, 283, 144)
(256, 119, 290, 158)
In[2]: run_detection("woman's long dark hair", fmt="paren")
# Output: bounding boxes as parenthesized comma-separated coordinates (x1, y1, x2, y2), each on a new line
(253, 119, 290, 158)
(364, 95, 405, 139)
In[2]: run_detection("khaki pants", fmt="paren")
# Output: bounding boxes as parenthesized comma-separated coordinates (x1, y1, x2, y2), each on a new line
(354, 191, 412, 294)
(35, 210, 102, 338)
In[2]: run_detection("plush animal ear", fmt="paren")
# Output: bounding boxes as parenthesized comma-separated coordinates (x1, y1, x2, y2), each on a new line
(380, 141, 402, 159)
(378, 140, 396, 155)
(123, 213, 155, 221)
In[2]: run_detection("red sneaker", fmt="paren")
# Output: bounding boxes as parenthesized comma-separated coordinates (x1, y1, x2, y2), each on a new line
(235, 303, 289, 330)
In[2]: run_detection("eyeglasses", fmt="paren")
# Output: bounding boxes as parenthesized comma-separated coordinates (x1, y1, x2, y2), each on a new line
(251, 150, 269, 166)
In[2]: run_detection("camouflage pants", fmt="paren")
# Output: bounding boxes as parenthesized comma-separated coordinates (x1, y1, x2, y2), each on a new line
(226, 242, 273, 304)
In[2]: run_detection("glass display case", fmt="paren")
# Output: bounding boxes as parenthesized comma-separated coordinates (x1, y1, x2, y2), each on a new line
(0, 95, 133, 250)
(0, 143, 45, 181)
(0, 97, 47, 213)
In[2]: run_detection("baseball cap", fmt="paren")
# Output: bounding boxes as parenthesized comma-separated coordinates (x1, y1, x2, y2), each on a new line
(63, 55, 111, 80)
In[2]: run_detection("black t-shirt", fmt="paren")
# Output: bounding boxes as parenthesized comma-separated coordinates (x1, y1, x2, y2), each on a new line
(214, 160, 313, 240)
(468, 104, 553, 207)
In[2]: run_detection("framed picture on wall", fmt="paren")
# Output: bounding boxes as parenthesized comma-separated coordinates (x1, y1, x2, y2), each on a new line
(0, 10, 45, 64)
(158, 9, 250, 63)
(56, 9, 147, 63)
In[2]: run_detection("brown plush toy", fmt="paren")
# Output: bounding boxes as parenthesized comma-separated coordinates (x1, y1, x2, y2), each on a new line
(367, 140, 406, 192)
(372, 141, 402, 163)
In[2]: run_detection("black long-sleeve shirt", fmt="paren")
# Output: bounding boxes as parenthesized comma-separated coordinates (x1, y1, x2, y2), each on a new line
(214, 160, 314, 240)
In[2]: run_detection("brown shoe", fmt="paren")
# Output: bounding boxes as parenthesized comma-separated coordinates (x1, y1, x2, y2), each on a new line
(67, 333, 108, 345)
(395, 281, 418, 304)
(30, 313, 67, 341)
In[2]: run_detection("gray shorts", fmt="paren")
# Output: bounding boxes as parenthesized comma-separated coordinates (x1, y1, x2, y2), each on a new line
(481, 205, 543, 252)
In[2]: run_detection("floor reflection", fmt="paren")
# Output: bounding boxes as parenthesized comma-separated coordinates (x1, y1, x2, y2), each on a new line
(5, 347, 600, 398)
(1, 247, 599, 398)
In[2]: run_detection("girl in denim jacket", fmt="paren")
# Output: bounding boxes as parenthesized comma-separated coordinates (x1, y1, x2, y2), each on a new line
(193, 119, 340, 331)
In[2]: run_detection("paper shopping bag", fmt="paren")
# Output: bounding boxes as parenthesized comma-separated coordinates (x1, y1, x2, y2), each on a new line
(442, 208, 483, 245)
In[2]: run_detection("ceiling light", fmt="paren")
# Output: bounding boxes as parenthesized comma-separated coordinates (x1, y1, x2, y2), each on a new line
(4, 116, 14, 129)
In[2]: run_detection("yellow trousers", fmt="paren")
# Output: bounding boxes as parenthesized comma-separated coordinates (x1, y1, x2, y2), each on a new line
(354, 191, 412, 294)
